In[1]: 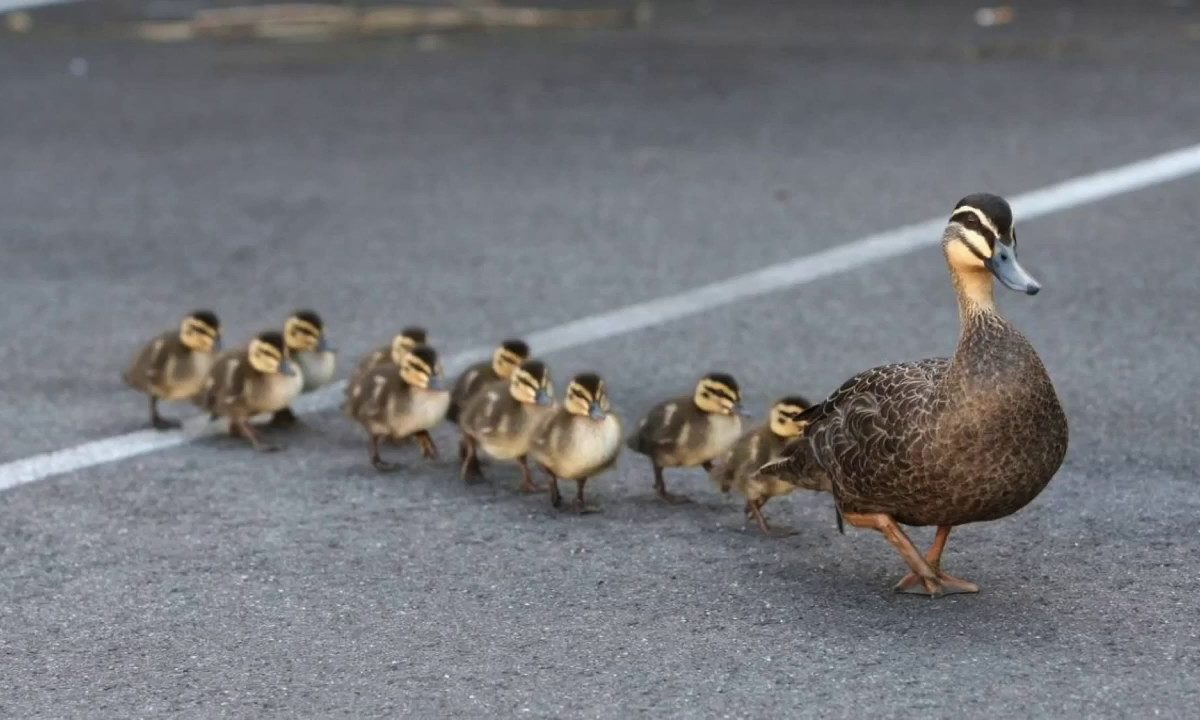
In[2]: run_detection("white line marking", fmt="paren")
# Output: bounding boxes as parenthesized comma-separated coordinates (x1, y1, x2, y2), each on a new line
(0, 0, 78, 13)
(3, 142, 1200, 492)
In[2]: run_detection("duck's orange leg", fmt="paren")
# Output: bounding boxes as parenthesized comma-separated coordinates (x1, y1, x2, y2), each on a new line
(843, 512, 943, 596)
(893, 525, 980, 596)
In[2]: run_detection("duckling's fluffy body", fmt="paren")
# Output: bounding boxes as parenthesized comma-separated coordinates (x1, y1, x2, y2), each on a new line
(344, 368, 450, 439)
(459, 382, 553, 460)
(532, 412, 623, 480)
(198, 350, 303, 419)
(123, 331, 216, 402)
(628, 399, 742, 468)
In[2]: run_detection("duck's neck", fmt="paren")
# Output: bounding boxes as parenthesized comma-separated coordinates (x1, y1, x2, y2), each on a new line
(951, 267, 996, 321)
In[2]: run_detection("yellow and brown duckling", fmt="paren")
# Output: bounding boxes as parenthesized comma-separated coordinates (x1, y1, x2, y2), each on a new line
(348, 326, 428, 386)
(711, 395, 825, 536)
(627, 372, 748, 504)
(457, 358, 554, 492)
(270, 310, 336, 426)
(446, 339, 530, 424)
(530, 373, 623, 513)
(763, 193, 1067, 596)
(342, 345, 449, 471)
(123, 310, 222, 429)
(196, 330, 302, 452)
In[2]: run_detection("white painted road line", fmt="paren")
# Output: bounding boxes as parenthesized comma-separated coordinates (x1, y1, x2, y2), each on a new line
(3, 142, 1200, 492)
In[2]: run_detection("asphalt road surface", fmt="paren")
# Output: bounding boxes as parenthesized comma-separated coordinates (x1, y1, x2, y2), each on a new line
(3, 2, 1200, 717)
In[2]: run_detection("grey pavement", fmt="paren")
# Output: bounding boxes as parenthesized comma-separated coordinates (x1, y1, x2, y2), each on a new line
(2, 2, 1199, 717)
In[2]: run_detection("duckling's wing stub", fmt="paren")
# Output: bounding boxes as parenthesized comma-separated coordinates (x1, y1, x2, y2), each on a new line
(123, 331, 178, 390)
(626, 399, 688, 456)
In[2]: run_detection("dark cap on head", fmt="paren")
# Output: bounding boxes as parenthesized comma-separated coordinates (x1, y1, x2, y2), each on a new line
(188, 310, 220, 328)
(519, 359, 548, 379)
(409, 345, 439, 366)
(953, 193, 1012, 233)
(291, 309, 324, 329)
(256, 330, 287, 352)
(570, 372, 604, 394)
(501, 339, 531, 358)
(776, 394, 812, 409)
(703, 372, 740, 393)
(401, 326, 428, 344)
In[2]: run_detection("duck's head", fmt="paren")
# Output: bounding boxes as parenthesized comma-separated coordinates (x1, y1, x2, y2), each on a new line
(284, 310, 333, 353)
(492, 339, 531, 379)
(248, 331, 296, 376)
(564, 372, 611, 421)
(693, 373, 748, 416)
(509, 359, 554, 407)
(399, 345, 445, 391)
(768, 395, 811, 438)
(943, 193, 1040, 296)
(390, 326, 428, 365)
(179, 309, 221, 352)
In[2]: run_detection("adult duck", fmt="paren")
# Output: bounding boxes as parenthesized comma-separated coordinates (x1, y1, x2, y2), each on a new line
(765, 193, 1068, 596)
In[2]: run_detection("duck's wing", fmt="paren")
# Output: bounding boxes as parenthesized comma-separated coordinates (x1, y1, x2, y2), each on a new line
(761, 359, 948, 497)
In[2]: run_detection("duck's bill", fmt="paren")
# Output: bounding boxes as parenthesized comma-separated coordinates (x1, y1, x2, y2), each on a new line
(316, 337, 333, 352)
(986, 247, 1041, 295)
(535, 389, 552, 406)
(734, 403, 752, 417)
(279, 360, 297, 377)
(588, 403, 605, 420)
(426, 375, 444, 391)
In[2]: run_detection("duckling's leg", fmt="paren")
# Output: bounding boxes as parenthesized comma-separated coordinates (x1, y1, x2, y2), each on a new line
(234, 418, 282, 453)
(369, 434, 400, 472)
(842, 512, 941, 596)
(516, 455, 543, 493)
(893, 525, 980, 595)
(653, 463, 690, 504)
(267, 407, 299, 428)
(460, 436, 484, 482)
(747, 498, 797, 538)
(149, 397, 180, 430)
(570, 478, 600, 514)
(546, 470, 563, 508)
(413, 431, 439, 460)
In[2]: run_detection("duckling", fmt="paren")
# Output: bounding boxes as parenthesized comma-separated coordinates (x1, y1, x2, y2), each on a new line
(530, 373, 623, 513)
(196, 330, 302, 452)
(457, 359, 554, 492)
(268, 310, 336, 427)
(762, 193, 1067, 596)
(122, 310, 221, 429)
(446, 339, 530, 424)
(711, 396, 825, 536)
(342, 345, 449, 471)
(348, 326, 428, 386)
(627, 373, 748, 504)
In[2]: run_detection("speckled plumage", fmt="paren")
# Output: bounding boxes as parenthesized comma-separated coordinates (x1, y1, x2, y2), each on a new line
(774, 307, 1067, 528)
